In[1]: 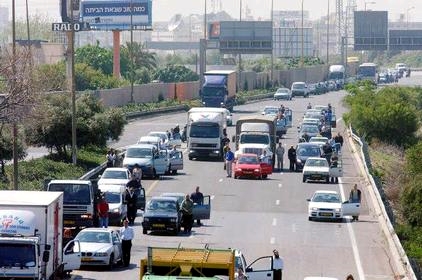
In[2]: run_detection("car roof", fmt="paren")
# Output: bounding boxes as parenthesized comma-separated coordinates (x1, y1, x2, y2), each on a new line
(78, 227, 116, 233)
(276, 87, 290, 91)
(150, 196, 179, 202)
(304, 277, 339, 280)
(238, 153, 259, 157)
(161, 192, 185, 198)
(297, 142, 321, 148)
(103, 167, 129, 172)
(314, 190, 338, 195)
(127, 143, 156, 149)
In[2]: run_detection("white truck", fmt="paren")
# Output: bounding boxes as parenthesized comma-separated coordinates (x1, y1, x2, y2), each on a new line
(328, 65, 346, 89)
(187, 107, 227, 160)
(0, 191, 81, 279)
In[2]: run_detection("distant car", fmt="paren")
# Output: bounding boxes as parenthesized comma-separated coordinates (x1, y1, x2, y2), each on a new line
(291, 82, 309, 97)
(261, 106, 279, 116)
(142, 196, 182, 235)
(302, 157, 330, 183)
(298, 124, 320, 141)
(225, 109, 233, 126)
(309, 136, 329, 147)
(307, 190, 360, 221)
(147, 131, 170, 147)
(307, 83, 317, 95)
(98, 167, 131, 187)
(295, 142, 323, 171)
(273, 87, 292, 100)
(75, 228, 123, 270)
(233, 153, 272, 179)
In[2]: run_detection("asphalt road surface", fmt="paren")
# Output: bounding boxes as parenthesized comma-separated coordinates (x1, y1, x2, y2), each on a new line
(66, 74, 420, 280)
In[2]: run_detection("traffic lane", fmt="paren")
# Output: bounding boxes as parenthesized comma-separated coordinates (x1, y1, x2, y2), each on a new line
(398, 71, 422, 86)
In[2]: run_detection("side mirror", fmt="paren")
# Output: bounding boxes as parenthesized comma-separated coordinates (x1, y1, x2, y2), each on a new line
(232, 136, 235, 142)
(42, 251, 50, 262)
(306, 198, 311, 202)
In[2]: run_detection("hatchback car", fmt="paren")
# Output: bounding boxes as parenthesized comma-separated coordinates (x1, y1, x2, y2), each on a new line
(291, 82, 309, 97)
(273, 87, 292, 100)
(142, 196, 181, 235)
(233, 153, 272, 179)
(261, 106, 279, 116)
(74, 228, 122, 270)
(302, 157, 330, 183)
(98, 167, 131, 187)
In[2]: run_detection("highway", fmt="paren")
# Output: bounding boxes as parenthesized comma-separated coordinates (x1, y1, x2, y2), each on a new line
(67, 75, 420, 280)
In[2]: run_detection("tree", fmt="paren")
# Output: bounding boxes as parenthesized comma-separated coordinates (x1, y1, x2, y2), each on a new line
(25, 93, 127, 157)
(34, 62, 67, 91)
(121, 42, 157, 81)
(0, 124, 26, 180)
(153, 65, 199, 83)
(2, 14, 55, 43)
(75, 63, 121, 91)
(75, 42, 113, 75)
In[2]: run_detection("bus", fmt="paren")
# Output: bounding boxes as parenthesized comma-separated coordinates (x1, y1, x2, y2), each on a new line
(357, 62, 378, 83)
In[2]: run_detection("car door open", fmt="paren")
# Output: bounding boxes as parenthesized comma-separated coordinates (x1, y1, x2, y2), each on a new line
(245, 255, 274, 280)
(193, 195, 211, 220)
(342, 201, 361, 217)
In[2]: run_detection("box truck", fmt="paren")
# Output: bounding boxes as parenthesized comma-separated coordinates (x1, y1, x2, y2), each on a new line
(0, 190, 81, 279)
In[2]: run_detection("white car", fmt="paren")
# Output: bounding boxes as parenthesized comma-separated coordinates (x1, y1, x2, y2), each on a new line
(307, 190, 360, 221)
(98, 167, 132, 187)
(148, 131, 181, 148)
(261, 106, 279, 116)
(74, 228, 123, 270)
(273, 87, 292, 100)
(302, 157, 330, 183)
(309, 136, 329, 147)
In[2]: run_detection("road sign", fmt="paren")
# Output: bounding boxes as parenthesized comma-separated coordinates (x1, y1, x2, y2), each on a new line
(52, 22, 80, 32)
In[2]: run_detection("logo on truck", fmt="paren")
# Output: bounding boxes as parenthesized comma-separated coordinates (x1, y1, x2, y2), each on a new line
(0, 210, 35, 235)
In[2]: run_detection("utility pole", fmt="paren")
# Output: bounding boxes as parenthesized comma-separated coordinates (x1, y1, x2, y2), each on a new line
(67, 1, 77, 165)
(12, 0, 18, 190)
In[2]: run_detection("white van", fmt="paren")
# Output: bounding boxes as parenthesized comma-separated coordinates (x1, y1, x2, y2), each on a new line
(98, 184, 127, 226)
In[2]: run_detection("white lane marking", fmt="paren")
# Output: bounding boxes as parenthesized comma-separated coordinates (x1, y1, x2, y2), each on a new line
(272, 218, 277, 226)
(336, 117, 343, 123)
(211, 195, 215, 200)
(292, 223, 297, 233)
(276, 200, 280, 205)
(270, 237, 275, 244)
(278, 183, 282, 188)
(339, 177, 365, 280)
(219, 178, 223, 182)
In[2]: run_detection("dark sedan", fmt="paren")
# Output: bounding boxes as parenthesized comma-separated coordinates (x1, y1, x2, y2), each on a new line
(295, 142, 323, 171)
(141, 196, 181, 235)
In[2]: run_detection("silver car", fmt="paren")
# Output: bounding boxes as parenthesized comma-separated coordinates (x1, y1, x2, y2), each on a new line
(273, 87, 292, 100)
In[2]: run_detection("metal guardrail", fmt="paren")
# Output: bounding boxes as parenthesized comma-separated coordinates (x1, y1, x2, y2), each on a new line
(349, 125, 418, 280)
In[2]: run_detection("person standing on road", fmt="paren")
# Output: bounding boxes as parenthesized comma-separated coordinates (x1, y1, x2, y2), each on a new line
(97, 194, 109, 228)
(345, 274, 355, 280)
(180, 194, 194, 233)
(190, 186, 204, 226)
(225, 147, 235, 177)
(106, 149, 116, 167)
(276, 142, 285, 172)
(272, 249, 284, 280)
(349, 184, 362, 221)
(120, 219, 134, 267)
(287, 145, 296, 172)
(335, 132, 344, 147)
(125, 186, 138, 225)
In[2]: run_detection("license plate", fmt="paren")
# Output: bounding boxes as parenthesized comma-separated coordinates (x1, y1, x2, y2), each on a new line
(312, 175, 322, 178)
(153, 224, 165, 228)
(320, 212, 333, 217)
(82, 257, 93, 261)
(243, 171, 252, 174)
(64, 220, 75, 225)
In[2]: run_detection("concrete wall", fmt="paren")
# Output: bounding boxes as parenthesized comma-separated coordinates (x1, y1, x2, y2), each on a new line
(93, 65, 328, 107)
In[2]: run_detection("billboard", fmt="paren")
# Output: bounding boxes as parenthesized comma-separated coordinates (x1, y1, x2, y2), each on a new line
(80, 0, 152, 30)
(273, 27, 313, 58)
(216, 21, 272, 54)
(389, 30, 422, 50)
(354, 11, 388, 50)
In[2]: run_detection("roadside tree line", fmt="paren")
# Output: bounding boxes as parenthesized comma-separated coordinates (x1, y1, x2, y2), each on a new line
(343, 81, 422, 272)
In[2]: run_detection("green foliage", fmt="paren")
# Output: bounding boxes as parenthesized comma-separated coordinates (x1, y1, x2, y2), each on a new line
(121, 42, 157, 82)
(0, 125, 27, 179)
(343, 85, 419, 147)
(24, 93, 127, 155)
(75, 63, 121, 90)
(135, 68, 152, 84)
(153, 65, 199, 82)
(75, 43, 113, 75)
(285, 57, 325, 69)
(405, 141, 422, 176)
(395, 224, 422, 266)
(2, 14, 55, 42)
(34, 62, 67, 91)
(400, 176, 422, 228)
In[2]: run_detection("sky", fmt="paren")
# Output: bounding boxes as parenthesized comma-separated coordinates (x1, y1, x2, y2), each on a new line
(4, 0, 422, 23)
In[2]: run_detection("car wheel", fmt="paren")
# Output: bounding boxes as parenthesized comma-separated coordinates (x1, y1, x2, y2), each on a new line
(302, 175, 306, 183)
(107, 255, 114, 271)
(153, 169, 158, 179)
(142, 228, 147, 234)
(325, 176, 330, 184)
(308, 217, 313, 221)
(171, 169, 177, 175)
(262, 174, 268, 179)
(188, 157, 192, 160)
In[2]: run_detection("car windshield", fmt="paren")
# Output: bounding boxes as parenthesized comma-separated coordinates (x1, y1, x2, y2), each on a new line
(238, 156, 259, 164)
(148, 133, 167, 141)
(312, 193, 341, 203)
(126, 147, 152, 158)
(0, 244, 36, 267)
(190, 123, 219, 138)
(104, 192, 121, 204)
(147, 200, 178, 212)
(264, 107, 278, 115)
(297, 146, 321, 157)
(306, 158, 328, 167)
(276, 88, 289, 93)
(76, 231, 111, 243)
(292, 83, 305, 89)
(310, 138, 327, 143)
(301, 126, 320, 134)
(102, 170, 128, 179)
(240, 134, 269, 144)
(48, 184, 91, 205)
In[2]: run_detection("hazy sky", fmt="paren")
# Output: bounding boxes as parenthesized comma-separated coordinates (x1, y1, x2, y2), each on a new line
(5, 0, 422, 23)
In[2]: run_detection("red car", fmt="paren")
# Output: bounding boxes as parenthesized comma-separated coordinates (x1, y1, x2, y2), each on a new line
(233, 153, 272, 179)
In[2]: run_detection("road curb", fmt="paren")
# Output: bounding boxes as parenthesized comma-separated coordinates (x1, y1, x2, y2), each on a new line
(347, 126, 417, 280)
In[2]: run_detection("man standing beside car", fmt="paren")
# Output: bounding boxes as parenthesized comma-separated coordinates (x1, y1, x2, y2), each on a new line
(288, 145, 296, 172)
(276, 142, 285, 172)
(190, 186, 204, 226)
(120, 219, 134, 267)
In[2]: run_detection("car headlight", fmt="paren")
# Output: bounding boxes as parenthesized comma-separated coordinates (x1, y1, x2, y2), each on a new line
(236, 168, 242, 171)
(95, 252, 109, 257)
(146, 164, 152, 168)
(143, 217, 149, 222)
(213, 150, 220, 154)
(254, 169, 260, 172)
(112, 208, 120, 213)
(335, 208, 341, 212)
(311, 207, 318, 211)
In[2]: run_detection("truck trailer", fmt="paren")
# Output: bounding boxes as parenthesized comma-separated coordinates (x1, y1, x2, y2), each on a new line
(0, 190, 81, 280)
(187, 107, 227, 160)
(200, 70, 237, 112)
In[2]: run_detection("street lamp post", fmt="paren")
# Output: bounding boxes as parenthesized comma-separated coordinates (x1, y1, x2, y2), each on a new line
(301, 0, 304, 67)
(271, 0, 274, 86)
(364, 1, 376, 11)
(326, 0, 330, 64)
(407, 6, 415, 29)
(130, 0, 134, 103)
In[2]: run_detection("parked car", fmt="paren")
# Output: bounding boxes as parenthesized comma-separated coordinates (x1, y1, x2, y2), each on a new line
(160, 192, 211, 222)
(273, 87, 292, 100)
(307, 190, 360, 222)
(168, 149, 184, 174)
(302, 157, 330, 183)
(261, 106, 279, 116)
(298, 124, 321, 141)
(233, 153, 272, 179)
(98, 167, 131, 187)
(308, 136, 329, 147)
(291, 82, 309, 97)
(295, 142, 323, 171)
(141, 196, 181, 235)
(98, 184, 127, 226)
(74, 228, 123, 270)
